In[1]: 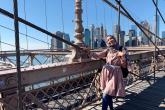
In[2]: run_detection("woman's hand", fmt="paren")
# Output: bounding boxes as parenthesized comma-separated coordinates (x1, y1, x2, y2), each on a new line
(81, 47, 91, 55)
(118, 52, 125, 57)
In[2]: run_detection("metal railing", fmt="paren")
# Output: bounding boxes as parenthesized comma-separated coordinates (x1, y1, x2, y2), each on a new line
(0, 1, 165, 109)
(0, 51, 165, 110)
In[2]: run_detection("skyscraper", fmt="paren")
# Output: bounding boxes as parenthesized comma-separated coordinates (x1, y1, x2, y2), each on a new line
(94, 27, 101, 40)
(55, 31, 63, 49)
(154, 15, 160, 37)
(113, 24, 119, 42)
(154, 15, 160, 45)
(131, 25, 137, 36)
(89, 24, 107, 48)
(104, 28, 107, 39)
(90, 24, 95, 49)
(51, 31, 65, 50)
(63, 33, 70, 49)
(128, 30, 134, 46)
(84, 28, 91, 47)
(162, 31, 165, 45)
(162, 31, 165, 38)
(140, 21, 152, 45)
(51, 36, 56, 50)
(120, 31, 125, 46)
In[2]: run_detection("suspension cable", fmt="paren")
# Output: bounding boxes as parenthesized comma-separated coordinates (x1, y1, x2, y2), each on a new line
(109, 4, 113, 33)
(102, 0, 165, 43)
(23, 0, 28, 50)
(0, 24, 51, 45)
(0, 7, 80, 49)
(117, 0, 121, 44)
(85, 0, 89, 27)
(60, 0, 65, 33)
(0, 32, 2, 51)
(152, 0, 165, 24)
(0, 41, 25, 50)
(114, 0, 164, 57)
(95, 0, 98, 26)
(44, 0, 49, 49)
(103, 6, 106, 31)
(60, 0, 66, 50)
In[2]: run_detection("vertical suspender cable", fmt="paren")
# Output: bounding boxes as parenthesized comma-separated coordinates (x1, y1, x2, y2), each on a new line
(103, 6, 106, 32)
(94, 0, 98, 26)
(85, 0, 89, 28)
(44, 0, 49, 49)
(60, 0, 65, 33)
(109, 4, 113, 34)
(102, 0, 164, 45)
(0, 32, 2, 51)
(13, 0, 23, 109)
(0, 15, 1, 51)
(60, 0, 65, 50)
(152, 0, 165, 24)
(117, 0, 121, 44)
(154, 0, 158, 83)
(23, 0, 28, 50)
(113, 0, 164, 56)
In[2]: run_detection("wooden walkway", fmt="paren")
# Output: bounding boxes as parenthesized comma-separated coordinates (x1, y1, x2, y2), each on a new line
(83, 71, 165, 110)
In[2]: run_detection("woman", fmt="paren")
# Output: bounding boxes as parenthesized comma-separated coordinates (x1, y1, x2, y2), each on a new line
(89, 35, 126, 110)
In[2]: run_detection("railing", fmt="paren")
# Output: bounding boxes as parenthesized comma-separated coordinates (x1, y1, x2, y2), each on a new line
(0, 50, 165, 110)
(0, 49, 71, 70)
(0, 1, 165, 109)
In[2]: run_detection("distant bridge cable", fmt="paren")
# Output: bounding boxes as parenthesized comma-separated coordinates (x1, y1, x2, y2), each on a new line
(0, 24, 51, 46)
(103, 6, 106, 30)
(85, 0, 89, 27)
(44, 0, 49, 49)
(0, 33, 2, 51)
(0, 26, 26, 50)
(102, 0, 165, 43)
(60, 0, 65, 33)
(152, 0, 165, 24)
(113, 0, 164, 57)
(0, 7, 81, 49)
(117, 0, 121, 44)
(60, 0, 66, 48)
(95, 0, 98, 26)
(23, 0, 28, 50)
(0, 41, 26, 50)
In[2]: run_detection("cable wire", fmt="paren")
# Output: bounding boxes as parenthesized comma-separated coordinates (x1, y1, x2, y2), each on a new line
(95, 0, 98, 26)
(114, 0, 164, 57)
(0, 32, 2, 51)
(0, 40, 26, 50)
(152, 0, 165, 24)
(102, 0, 165, 43)
(23, 0, 28, 50)
(0, 24, 51, 45)
(85, 0, 89, 27)
(60, 0, 65, 33)
(103, 6, 106, 30)
(44, 0, 49, 49)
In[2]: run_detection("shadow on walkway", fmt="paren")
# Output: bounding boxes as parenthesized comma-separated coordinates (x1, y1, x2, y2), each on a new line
(116, 75, 165, 110)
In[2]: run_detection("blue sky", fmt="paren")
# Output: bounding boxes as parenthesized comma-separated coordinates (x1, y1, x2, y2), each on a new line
(0, 0, 165, 50)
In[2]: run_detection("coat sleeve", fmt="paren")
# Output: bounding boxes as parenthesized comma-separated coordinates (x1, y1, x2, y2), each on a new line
(90, 49, 108, 59)
(120, 47, 129, 68)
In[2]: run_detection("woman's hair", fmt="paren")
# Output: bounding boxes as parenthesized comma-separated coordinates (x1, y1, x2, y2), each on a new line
(106, 35, 116, 42)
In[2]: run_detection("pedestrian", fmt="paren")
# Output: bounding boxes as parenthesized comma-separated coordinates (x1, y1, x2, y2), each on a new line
(87, 35, 127, 110)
